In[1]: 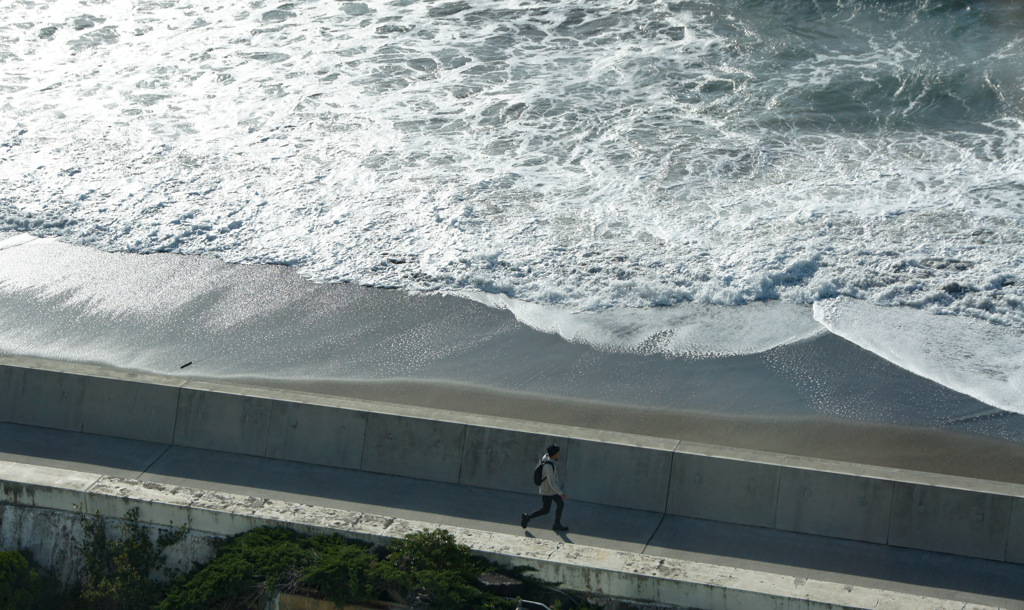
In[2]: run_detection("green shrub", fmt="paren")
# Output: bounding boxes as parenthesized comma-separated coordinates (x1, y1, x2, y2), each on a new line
(0, 550, 42, 610)
(158, 527, 315, 610)
(384, 529, 480, 577)
(299, 535, 375, 606)
(0, 549, 72, 610)
(157, 526, 590, 610)
(79, 507, 189, 610)
(370, 528, 492, 610)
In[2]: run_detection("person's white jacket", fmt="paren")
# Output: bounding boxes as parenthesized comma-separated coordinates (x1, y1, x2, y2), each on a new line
(537, 456, 562, 496)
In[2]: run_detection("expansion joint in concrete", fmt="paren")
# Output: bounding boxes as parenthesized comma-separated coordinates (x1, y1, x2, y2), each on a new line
(454, 428, 466, 488)
(642, 440, 680, 555)
(769, 464, 782, 529)
(1002, 498, 1013, 563)
(885, 478, 897, 549)
(170, 382, 186, 447)
(142, 444, 173, 478)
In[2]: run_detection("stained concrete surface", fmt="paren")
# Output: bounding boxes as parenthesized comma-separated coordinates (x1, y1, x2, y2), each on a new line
(11, 356, 1024, 567)
(0, 421, 1021, 607)
(0, 422, 167, 479)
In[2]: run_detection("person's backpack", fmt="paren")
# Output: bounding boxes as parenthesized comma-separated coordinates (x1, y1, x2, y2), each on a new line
(533, 459, 550, 486)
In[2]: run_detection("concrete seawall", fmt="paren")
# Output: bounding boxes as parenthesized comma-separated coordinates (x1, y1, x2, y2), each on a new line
(3, 355, 1024, 566)
(3, 460, 992, 610)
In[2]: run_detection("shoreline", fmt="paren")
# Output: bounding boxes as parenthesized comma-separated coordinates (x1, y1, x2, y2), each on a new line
(2, 236, 1024, 484)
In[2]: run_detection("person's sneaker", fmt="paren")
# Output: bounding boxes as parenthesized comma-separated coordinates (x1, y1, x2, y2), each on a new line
(552, 523, 569, 532)
(520, 513, 529, 529)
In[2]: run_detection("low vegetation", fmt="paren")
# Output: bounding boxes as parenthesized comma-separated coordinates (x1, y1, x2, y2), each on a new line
(3, 510, 598, 609)
(157, 526, 592, 609)
(0, 549, 65, 609)
(80, 507, 189, 609)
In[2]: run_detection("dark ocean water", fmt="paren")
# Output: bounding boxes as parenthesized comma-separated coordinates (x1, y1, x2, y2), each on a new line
(1, 0, 1022, 412)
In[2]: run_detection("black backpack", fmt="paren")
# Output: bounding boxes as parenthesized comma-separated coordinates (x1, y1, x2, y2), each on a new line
(533, 460, 551, 486)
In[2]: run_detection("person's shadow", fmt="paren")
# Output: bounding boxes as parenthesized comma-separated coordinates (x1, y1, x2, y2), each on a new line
(523, 530, 573, 544)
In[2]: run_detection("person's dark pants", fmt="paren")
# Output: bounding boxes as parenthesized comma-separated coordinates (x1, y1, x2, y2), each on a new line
(527, 494, 564, 525)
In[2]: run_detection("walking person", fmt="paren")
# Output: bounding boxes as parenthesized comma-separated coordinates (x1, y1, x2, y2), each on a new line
(521, 444, 569, 532)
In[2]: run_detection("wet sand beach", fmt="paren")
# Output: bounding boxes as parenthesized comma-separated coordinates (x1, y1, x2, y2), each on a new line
(3, 236, 1024, 484)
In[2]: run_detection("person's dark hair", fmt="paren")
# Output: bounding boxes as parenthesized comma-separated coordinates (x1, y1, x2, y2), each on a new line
(546, 443, 560, 457)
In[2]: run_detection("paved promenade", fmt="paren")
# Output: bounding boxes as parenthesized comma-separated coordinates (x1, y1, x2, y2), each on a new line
(1, 421, 1021, 608)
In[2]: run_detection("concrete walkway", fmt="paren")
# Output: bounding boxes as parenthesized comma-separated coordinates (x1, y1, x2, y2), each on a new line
(1, 421, 1022, 608)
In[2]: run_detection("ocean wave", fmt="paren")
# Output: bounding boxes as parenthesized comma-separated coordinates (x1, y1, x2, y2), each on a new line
(1, 0, 1022, 351)
(466, 291, 824, 358)
(815, 296, 1024, 415)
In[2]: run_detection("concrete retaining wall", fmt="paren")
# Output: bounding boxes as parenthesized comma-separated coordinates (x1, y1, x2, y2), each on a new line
(0, 502, 219, 586)
(0, 362, 183, 442)
(0, 461, 993, 610)
(3, 356, 1024, 566)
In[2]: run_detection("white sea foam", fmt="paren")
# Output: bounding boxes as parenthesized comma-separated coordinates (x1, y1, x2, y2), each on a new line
(469, 291, 824, 358)
(815, 297, 1024, 415)
(1, 0, 1023, 407)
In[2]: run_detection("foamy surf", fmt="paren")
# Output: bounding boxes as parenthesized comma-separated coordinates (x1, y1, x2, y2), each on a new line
(815, 297, 1024, 415)
(467, 291, 824, 358)
(2, 0, 1022, 325)
(2, 0, 1023, 420)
